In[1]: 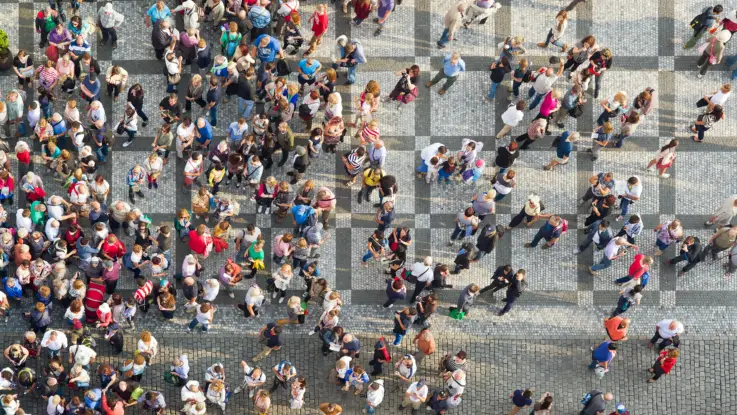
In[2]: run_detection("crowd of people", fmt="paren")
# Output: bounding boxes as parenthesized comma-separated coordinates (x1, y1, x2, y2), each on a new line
(0, 0, 731, 413)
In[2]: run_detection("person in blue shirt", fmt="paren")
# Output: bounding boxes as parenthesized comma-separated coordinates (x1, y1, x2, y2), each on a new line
(296, 56, 322, 90)
(590, 121, 614, 161)
(588, 341, 617, 370)
(425, 52, 465, 95)
(227, 118, 248, 145)
(248, 0, 272, 41)
(76, 238, 100, 265)
(80, 72, 101, 103)
(195, 118, 213, 151)
(508, 389, 533, 413)
(332, 36, 367, 85)
(145, 0, 171, 28)
(524, 215, 565, 249)
(251, 35, 283, 65)
(544, 131, 578, 170)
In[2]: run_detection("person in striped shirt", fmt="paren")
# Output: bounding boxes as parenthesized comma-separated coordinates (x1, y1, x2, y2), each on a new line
(342, 146, 366, 186)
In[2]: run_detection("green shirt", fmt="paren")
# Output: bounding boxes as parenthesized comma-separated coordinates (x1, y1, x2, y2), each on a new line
(30, 201, 46, 225)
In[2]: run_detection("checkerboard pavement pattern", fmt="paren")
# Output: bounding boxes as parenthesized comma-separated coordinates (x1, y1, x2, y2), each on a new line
(3, 0, 737, 412)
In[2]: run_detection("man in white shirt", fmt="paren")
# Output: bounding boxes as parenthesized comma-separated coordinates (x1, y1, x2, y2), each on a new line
(234, 361, 266, 397)
(15, 209, 33, 233)
(68, 342, 97, 368)
(87, 100, 106, 129)
(40, 330, 68, 358)
(399, 378, 428, 411)
(616, 176, 642, 221)
(528, 60, 565, 111)
(408, 256, 434, 303)
(589, 237, 637, 275)
(181, 254, 200, 279)
(649, 319, 684, 350)
(235, 224, 261, 260)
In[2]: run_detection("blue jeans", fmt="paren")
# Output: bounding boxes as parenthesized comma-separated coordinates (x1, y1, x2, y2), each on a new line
(438, 28, 450, 47)
(450, 224, 468, 241)
(95, 145, 108, 163)
(365, 404, 376, 414)
(620, 198, 633, 216)
(188, 318, 209, 331)
(18, 120, 26, 136)
(655, 238, 670, 251)
(393, 333, 403, 345)
(728, 55, 737, 79)
(512, 80, 522, 97)
(544, 30, 565, 48)
(488, 82, 500, 100)
(615, 275, 632, 285)
(237, 97, 254, 120)
(48, 349, 60, 358)
(362, 251, 373, 262)
(346, 66, 357, 84)
(591, 254, 613, 271)
(694, 125, 708, 141)
(167, 82, 178, 93)
(528, 87, 544, 110)
(529, 229, 549, 247)
(209, 106, 218, 126)
(494, 192, 506, 202)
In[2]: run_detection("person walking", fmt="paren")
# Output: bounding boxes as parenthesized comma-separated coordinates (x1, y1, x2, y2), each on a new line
(251, 322, 283, 362)
(538, 10, 568, 52)
(574, 220, 612, 255)
(437, 3, 466, 49)
(646, 139, 678, 178)
(496, 101, 525, 139)
(487, 57, 512, 101)
(615, 253, 653, 286)
(580, 390, 614, 415)
(588, 341, 617, 376)
(604, 316, 630, 342)
(705, 194, 737, 227)
(449, 284, 479, 318)
(665, 236, 704, 276)
(616, 176, 642, 221)
(508, 388, 534, 415)
(544, 131, 578, 170)
(528, 61, 564, 110)
(425, 52, 465, 95)
(524, 216, 566, 249)
(398, 378, 428, 413)
(498, 270, 525, 316)
(589, 236, 637, 275)
(647, 349, 679, 383)
(696, 30, 730, 78)
(648, 319, 684, 350)
(413, 327, 435, 364)
(653, 219, 684, 256)
(684, 4, 722, 49)
(704, 225, 737, 260)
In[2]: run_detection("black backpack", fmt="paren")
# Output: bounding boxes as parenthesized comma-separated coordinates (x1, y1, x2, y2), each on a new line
(276, 59, 291, 76)
(690, 7, 712, 32)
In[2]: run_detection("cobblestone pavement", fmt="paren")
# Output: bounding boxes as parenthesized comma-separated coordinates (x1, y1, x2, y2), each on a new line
(1, 0, 737, 412)
(0, 331, 729, 414)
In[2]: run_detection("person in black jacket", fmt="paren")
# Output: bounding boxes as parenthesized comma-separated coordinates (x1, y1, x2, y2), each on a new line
(288, 146, 310, 184)
(151, 20, 172, 60)
(474, 224, 504, 261)
(587, 48, 613, 98)
(666, 236, 704, 276)
(375, 175, 398, 208)
(74, 53, 101, 80)
(451, 243, 474, 275)
(495, 141, 519, 174)
(237, 68, 257, 120)
(498, 269, 526, 316)
(479, 264, 513, 300)
(127, 84, 148, 127)
(426, 390, 449, 414)
(431, 264, 452, 289)
(488, 56, 512, 100)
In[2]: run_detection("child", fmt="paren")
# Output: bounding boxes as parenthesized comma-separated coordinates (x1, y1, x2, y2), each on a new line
(462, 159, 485, 185)
(37, 87, 54, 120)
(292, 238, 310, 270)
(307, 127, 323, 158)
(437, 157, 457, 185)
(123, 297, 137, 330)
(456, 139, 482, 177)
(267, 263, 294, 303)
(27, 101, 41, 130)
(425, 157, 440, 184)
(175, 209, 193, 241)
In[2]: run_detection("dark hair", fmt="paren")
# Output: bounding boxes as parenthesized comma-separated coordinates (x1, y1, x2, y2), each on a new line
(523, 389, 533, 398)
(659, 139, 678, 152)
(608, 343, 618, 351)
(599, 220, 610, 228)
(456, 350, 466, 360)
(632, 284, 643, 293)
(503, 265, 513, 273)
(712, 104, 724, 120)
(629, 214, 641, 224)
(515, 100, 526, 110)
(604, 195, 616, 205)
(355, 146, 366, 156)
(627, 176, 639, 185)
(714, 5, 724, 13)
(541, 396, 553, 409)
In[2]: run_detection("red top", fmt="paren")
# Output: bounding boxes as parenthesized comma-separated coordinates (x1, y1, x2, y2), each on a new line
(627, 254, 647, 279)
(657, 351, 677, 374)
(353, 0, 372, 19)
(604, 317, 627, 341)
(101, 239, 127, 259)
(311, 12, 329, 36)
(188, 230, 208, 255)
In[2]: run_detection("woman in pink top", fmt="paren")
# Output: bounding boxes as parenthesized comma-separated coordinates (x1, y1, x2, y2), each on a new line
(56, 54, 75, 80)
(537, 89, 562, 135)
(272, 233, 295, 264)
(313, 187, 336, 229)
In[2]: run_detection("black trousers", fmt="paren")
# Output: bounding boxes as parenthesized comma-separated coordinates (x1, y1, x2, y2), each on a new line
(100, 27, 118, 44)
(479, 280, 506, 294)
(508, 207, 534, 228)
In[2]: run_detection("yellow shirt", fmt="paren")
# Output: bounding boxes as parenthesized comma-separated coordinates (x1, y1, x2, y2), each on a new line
(363, 169, 383, 187)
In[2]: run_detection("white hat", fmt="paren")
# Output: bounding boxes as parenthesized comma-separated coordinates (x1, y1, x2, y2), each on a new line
(717, 29, 732, 43)
(98, 303, 110, 313)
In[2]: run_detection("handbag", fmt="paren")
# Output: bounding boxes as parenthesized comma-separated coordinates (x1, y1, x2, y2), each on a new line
(568, 103, 585, 118)
(163, 371, 178, 384)
(168, 73, 181, 85)
(115, 121, 126, 135)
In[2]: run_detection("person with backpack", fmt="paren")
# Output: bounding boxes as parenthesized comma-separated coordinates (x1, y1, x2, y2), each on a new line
(580, 389, 614, 415)
(524, 215, 566, 249)
(291, 203, 316, 235)
(685, 5, 723, 49)
(610, 285, 642, 317)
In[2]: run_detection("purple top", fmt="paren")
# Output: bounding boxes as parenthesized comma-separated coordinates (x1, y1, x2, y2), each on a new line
(378, 0, 395, 17)
(48, 28, 72, 45)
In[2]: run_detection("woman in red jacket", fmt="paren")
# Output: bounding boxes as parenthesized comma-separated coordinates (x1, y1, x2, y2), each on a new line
(352, 0, 372, 25)
(648, 348, 678, 382)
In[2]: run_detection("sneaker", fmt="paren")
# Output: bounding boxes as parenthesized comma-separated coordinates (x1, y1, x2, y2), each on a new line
(646, 166, 655, 172)
(228, 292, 235, 298)
(122, 140, 132, 147)
(249, 389, 255, 398)
(697, 73, 703, 79)
(153, 182, 158, 189)
(236, 183, 241, 188)
(278, 297, 285, 303)
(187, 327, 192, 332)
(615, 215, 624, 221)
(233, 387, 242, 395)
(225, 180, 231, 186)
(257, 205, 263, 214)
(572, 248, 582, 254)
(272, 291, 278, 299)
(659, 173, 670, 178)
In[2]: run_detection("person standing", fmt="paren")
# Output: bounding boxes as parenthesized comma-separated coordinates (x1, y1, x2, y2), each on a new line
(528, 62, 564, 110)
(487, 57, 512, 101)
(413, 327, 435, 364)
(653, 219, 684, 256)
(498, 270, 525, 316)
(588, 341, 617, 376)
(648, 319, 684, 350)
(437, 3, 466, 49)
(705, 225, 737, 259)
(689, 104, 724, 142)
(449, 284, 479, 317)
(97, 3, 124, 49)
(647, 349, 679, 383)
(684, 5, 722, 49)
(425, 52, 465, 95)
(616, 176, 642, 221)
(398, 378, 428, 413)
(251, 322, 283, 362)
